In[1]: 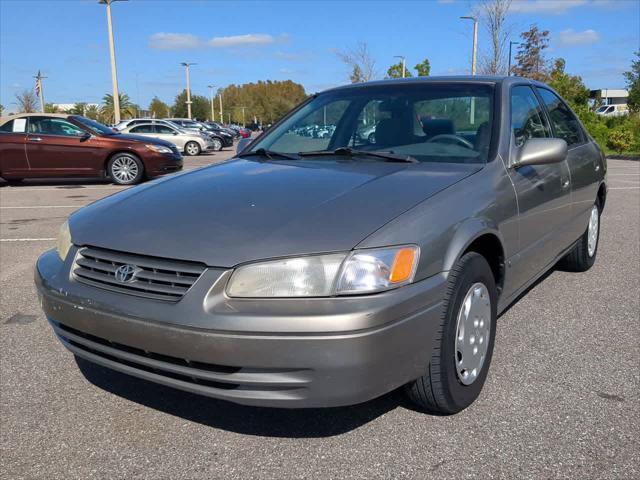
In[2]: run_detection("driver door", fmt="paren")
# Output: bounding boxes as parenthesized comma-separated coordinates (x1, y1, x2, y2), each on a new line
(25, 116, 103, 175)
(507, 86, 572, 289)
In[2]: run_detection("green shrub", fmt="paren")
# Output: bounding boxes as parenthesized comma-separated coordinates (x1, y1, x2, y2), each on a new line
(607, 126, 634, 154)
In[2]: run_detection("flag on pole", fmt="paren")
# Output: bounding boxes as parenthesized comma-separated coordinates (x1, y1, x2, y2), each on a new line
(35, 70, 41, 96)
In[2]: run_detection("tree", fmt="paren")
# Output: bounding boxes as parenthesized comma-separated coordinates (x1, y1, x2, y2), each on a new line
(475, 0, 512, 75)
(44, 103, 59, 113)
(171, 90, 210, 120)
(548, 58, 589, 108)
(149, 96, 170, 118)
(624, 50, 640, 114)
(0, 104, 4, 115)
(15, 90, 39, 113)
(414, 58, 431, 77)
(386, 61, 412, 79)
(512, 25, 550, 81)
(101, 92, 136, 123)
(85, 105, 100, 121)
(66, 103, 88, 115)
(336, 42, 376, 83)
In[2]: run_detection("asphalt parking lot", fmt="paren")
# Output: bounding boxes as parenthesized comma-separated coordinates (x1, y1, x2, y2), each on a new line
(1, 156, 638, 479)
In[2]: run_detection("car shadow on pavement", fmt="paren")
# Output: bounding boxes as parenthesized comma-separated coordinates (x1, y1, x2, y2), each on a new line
(75, 357, 412, 438)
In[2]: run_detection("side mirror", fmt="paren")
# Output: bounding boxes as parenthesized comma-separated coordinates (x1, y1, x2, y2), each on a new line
(77, 131, 92, 141)
(515, 138, 567, 168)
(236, 137, 252, 154)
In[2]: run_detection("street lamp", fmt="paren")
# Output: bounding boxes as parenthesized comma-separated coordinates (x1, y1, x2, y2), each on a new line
(460, 16, 478, 75)
(237, 106, 247, 127)
(393, 55, 406, 78)
(207, 84, 216, 122)
(181, 62, 196, 119)
(98, 0, 126, 124)
(508, 41, 520, 77)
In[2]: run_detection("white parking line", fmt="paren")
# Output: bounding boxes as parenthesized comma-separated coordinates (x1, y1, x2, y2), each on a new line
(0, 186, 125, 192)
(0, 238, 56, 242)
(608, 187, 640, 190)
(0, 205, 79, 209)
(608, 173, 640, 176)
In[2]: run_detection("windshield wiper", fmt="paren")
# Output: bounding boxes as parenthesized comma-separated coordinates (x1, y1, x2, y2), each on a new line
(238, 148, 300, 160)
(299, 147, 418, 163)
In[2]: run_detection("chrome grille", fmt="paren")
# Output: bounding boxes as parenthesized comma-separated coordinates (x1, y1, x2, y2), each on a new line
(73, 246, 206, 301)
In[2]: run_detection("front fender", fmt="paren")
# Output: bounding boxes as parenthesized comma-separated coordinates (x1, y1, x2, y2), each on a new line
(442, 219, 504, 273)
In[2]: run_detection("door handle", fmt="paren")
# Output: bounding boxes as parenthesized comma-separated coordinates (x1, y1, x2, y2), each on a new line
(561, 178, 570, 189)
(28, 137, 42, 142)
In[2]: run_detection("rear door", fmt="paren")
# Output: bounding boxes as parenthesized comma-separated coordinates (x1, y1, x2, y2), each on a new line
(25, 116, 104, 175)
(0, 118, 29, 176)
(536, 87, 600, 242)
(128, 124, 156, 138)
(507, 85, 573, 289)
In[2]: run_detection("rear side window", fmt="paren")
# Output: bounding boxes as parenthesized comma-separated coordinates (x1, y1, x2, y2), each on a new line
(510, 86, 551, 148)
(0, 118, 27, 133)
(537, 88, 584, 146)
(130, 125, 154, 133)
(28, 117, 85, 136)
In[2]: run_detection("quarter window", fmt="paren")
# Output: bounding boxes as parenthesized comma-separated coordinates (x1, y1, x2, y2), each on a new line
(510, 86, 551, 148)
(537, 88, 584, 146)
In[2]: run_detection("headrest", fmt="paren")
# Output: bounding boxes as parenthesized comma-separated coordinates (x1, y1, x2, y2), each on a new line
(421, 118, 454, 137)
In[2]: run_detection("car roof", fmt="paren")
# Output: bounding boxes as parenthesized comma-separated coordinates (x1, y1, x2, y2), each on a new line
(322, 75, 549, 93)
(0, 112, 71, 126)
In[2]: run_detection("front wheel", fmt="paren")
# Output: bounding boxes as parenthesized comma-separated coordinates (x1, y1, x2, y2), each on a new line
(184, 141, 201, 156)
(107, 154, 144, 185)
(211, 138, 223, 151)
(558, 201, 601, 272)
(406, 252, 497, 414)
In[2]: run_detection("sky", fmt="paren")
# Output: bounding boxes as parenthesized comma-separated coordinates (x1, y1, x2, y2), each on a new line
(0, 0, 638, 111)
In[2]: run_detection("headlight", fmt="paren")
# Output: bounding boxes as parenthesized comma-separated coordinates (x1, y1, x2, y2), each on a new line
(57, 220, 72, 261)
(145, 144, 173, 154)
(226, 246, 419, 298)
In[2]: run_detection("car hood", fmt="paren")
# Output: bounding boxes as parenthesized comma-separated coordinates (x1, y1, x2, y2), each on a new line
(70, 159, 481, 267)
(109, 133, 176, 147)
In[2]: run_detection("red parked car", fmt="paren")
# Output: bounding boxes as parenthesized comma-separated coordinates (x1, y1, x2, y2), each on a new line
(0, 114, 183, 185)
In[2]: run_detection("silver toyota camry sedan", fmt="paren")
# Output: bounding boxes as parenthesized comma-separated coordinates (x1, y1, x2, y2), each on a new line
(35, 77, 606, 414)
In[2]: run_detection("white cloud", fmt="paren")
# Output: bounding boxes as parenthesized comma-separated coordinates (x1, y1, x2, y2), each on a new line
(149, 33, 201, 50)
(557, 29, 600, 46)
(510, 0, 587, 15)
(208, 34, 275, 48)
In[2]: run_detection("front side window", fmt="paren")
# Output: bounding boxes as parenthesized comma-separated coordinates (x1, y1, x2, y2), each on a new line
(155, 125, 176, 134)
(251, 83, 495, 164)
(537, 88, 584, 146)
(510, 86, 550, 148)
(28, 117, 85, 137)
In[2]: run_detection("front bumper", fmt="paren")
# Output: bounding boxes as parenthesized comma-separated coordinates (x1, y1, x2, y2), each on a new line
(35, 248, 447, 408)
(145, 152, 183, 177)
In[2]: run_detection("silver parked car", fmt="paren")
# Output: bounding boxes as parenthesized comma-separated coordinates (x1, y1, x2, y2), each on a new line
(36, 77, 606, 414)
(121, 123, 213, 156)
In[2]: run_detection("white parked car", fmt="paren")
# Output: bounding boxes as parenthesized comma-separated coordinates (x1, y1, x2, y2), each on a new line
(122, 123, 213, 156)
(595, 104, 628, 117)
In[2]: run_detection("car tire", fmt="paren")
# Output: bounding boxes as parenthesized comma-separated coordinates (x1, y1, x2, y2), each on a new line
(5, 178, 24, 186)
(211, 138, 223, 151)
(558, 200, 601, 272)
(406, 252, 497, 414)
(368, 133, 376, 144)
(107, 153, 144, 185)
(184, 141, 201, 156)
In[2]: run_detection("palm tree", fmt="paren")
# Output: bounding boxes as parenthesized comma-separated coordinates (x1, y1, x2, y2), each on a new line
(101, 93, 136, 123)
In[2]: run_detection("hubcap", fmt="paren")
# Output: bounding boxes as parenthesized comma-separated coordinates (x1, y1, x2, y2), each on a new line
(587, 205, 599, 257)
(111, 156, 138, 183)
(455, 283, 491, 386)
(186, 143, 199, 155)
(213, 139, 222, 150)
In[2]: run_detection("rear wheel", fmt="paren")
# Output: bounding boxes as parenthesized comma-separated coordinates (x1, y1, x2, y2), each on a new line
(184, 141, 201, 156)
(406, 252, 497, 414)
(107, 153, 144, 185)
(558, 201, 601, 272)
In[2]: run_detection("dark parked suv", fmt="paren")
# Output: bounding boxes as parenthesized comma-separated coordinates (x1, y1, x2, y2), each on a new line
(0, 114, 183, 185)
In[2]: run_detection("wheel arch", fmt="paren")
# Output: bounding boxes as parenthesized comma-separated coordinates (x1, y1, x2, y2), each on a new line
(443, 220, 506, 295)
(597, 181, 607, 211)
(105, 149, 143, 172)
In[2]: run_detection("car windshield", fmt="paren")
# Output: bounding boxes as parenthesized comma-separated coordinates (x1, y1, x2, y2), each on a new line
(248, 83, 495, 164)
(73, 116, 117, 135)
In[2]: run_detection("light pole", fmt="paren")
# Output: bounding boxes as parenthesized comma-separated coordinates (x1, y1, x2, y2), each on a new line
(207, 84, 216, 121)
(238, 106, 246, 127)
(394, 55, 406, 78)
(218, 91, 224, 124)
(508, 41, 520, 76)
(34, 70, 47, 112)
(99, 0, 126, 124)
(181, 62, 196, 119)
(460, 16, 478, 75)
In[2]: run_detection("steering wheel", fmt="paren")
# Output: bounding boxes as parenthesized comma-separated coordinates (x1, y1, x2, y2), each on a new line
(426, 134, 474, 150)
